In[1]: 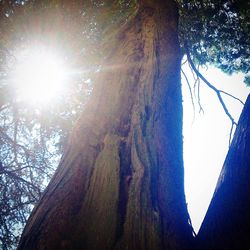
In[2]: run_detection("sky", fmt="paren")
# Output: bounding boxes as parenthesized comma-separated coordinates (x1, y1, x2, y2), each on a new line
(182, 65, 249, 233)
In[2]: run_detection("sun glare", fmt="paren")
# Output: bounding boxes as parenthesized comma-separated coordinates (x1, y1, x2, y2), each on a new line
(13, 46, 67, 104)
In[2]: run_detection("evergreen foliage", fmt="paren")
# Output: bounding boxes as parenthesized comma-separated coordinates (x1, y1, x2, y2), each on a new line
(178, 0, 250, 83)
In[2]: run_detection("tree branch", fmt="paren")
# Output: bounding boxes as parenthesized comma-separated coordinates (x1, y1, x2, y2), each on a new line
(184, 41, 244, 144)
(181, 68, 196, 116)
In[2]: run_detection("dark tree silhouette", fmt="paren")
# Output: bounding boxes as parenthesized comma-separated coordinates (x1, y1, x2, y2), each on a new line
(198, 94, 250, 250)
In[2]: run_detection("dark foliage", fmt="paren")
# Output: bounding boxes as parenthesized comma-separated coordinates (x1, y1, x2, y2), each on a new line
(179, 0, 250, 83)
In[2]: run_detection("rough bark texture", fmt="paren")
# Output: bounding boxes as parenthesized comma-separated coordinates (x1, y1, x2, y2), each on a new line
(198, 94, 250, 250)
(18, 1, 194, 249)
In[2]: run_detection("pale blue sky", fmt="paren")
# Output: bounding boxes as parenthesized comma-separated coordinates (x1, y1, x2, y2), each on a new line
(182, 65, 249, 232)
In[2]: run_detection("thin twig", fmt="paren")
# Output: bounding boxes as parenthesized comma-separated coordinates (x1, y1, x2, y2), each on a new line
(182, 58, 188, 65)
(229, 122, 234, 146)
(181, 68, 196, 116)
(0, 167, 40, 193)
(197, 77, 204, 114)
(219, 90, 244, 105)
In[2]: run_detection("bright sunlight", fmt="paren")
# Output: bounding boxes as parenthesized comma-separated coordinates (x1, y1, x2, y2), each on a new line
(12, 46, 67, 104)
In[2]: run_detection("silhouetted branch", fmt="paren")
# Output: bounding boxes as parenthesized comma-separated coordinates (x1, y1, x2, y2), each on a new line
(219, 90, 244, 105)
(185, 60, 204, 113)
(184, 41, 244, 144)
(0, 166, 40, 195)
(197, 76, 204, 114)
(181, 68, 195, 116)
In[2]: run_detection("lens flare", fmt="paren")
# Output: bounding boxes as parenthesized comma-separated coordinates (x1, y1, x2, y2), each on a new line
(13, 46, 67, 104)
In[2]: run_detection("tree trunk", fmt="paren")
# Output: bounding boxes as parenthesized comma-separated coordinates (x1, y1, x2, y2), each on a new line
(18, 1, 194, 249)
(198, 94, 250, 250)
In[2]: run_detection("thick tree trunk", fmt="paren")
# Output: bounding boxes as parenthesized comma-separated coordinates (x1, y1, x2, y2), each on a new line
(18, 1, 194, 249)
(198, 95, 250, 250)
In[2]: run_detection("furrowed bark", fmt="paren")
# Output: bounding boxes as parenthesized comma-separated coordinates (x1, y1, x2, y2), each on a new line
(198, 95, 250, 250)
(18, 1, 194, 249)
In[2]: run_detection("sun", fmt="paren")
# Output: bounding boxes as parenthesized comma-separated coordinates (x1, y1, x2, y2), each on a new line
(13, 46, 67, 104)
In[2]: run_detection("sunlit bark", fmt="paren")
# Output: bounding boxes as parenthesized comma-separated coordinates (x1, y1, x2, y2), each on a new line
(198, 95, 250, 250)
(18, 1, 194, 249)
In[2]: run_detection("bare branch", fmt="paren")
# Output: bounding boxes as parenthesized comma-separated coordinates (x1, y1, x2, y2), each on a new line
(184, 43, 240, 144)
(186, 59, 205, 114)
(0, 166, 40, 194)
(183, 41, 244, 145)
(219, 90, 244, 105)
(197, 77, 204, 114)
(181, 68, 196, 116)
(182, 58, 188, 65)
(229, 122, 234, 146)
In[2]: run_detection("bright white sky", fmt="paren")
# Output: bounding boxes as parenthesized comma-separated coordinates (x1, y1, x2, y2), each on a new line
(12, 46, 67, 105)
(182, 65, 249, 233)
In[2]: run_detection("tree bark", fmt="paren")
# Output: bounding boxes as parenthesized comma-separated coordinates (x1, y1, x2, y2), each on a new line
(18, 1, 194, 249)
(198, 94, 250, 250)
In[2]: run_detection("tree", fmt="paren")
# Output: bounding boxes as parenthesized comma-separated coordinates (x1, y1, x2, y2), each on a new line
(197, 94, 250, 250)
(17, 0, 196, 249)
(0, 0, 248, 249)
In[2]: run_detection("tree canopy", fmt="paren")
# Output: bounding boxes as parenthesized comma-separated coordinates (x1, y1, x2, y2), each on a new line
(179, 0, 249, 82)
(0, 0, 249, 248)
